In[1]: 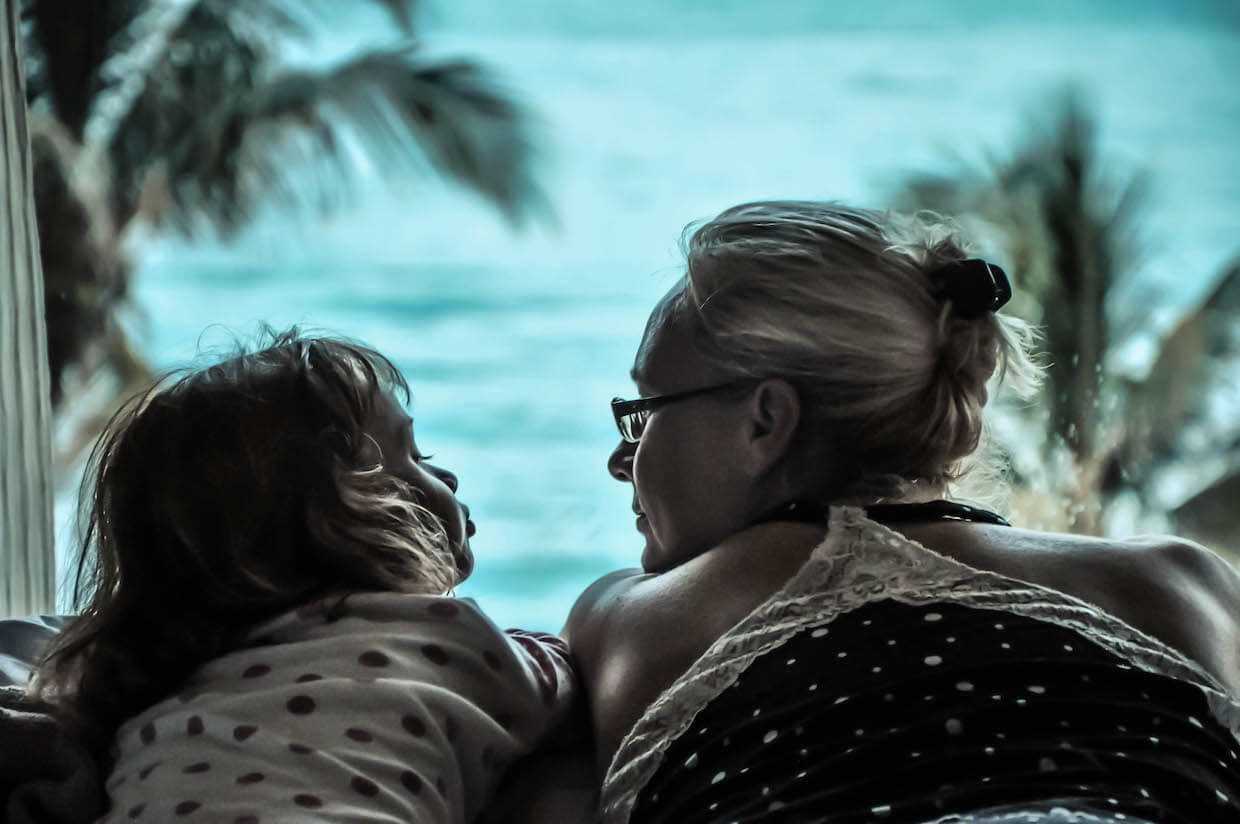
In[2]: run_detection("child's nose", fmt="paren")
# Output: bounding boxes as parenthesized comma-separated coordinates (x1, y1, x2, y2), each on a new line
(432, 465, 458, 492)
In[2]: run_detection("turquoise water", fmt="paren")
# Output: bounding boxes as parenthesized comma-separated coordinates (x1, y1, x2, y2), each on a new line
(61, 17, 1240, 630)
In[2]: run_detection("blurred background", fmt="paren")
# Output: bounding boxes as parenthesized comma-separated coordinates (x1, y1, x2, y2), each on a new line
(22, 0, 1240, 629)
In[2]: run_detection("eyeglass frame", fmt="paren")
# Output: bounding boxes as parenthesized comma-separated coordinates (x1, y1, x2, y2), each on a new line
(611, 379, 760, 444)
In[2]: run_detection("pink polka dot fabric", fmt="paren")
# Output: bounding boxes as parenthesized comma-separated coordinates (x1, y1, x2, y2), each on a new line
(100, 594, 577, 823)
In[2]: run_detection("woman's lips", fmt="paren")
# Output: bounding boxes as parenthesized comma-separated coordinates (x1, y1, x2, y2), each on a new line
(633, 499, 648, 531)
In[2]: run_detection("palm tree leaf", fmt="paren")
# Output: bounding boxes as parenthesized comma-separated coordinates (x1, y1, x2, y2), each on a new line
(85, 0, 313, 152)
(1200, 254, 1240, 316)
(27, 114, 132, 406)
(896, 88, 1150, 467)
(367, 0, 418, 34)
(75, 1, 430, 231)
(93, 1, 269, 230)
(86, 0, 420, 150)
(1170, 469, 1240, 556)
(891, 171, 973, 215)
(141, 47, 548, 236)
(1118, 257, 1240, 481)
(22, 0, 144, 136)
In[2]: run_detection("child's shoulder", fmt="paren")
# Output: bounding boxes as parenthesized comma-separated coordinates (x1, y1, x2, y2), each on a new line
(241, 591, 505, 644)
(336, 591, 501, 630)
(182, 592, 553, 701)
(234, 592, 571, 690)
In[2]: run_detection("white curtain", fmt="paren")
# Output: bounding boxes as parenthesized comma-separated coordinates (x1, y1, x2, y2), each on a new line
(0, 0, 56, 616)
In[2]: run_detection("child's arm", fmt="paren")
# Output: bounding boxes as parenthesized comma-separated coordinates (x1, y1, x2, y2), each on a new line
(475, 744, 598, 824)
(475, 626, 598, 822)
(502, 629, 577, 718)
(475, 653, 597, 824)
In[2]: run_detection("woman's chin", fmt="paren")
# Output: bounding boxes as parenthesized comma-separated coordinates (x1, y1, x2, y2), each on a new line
(640, 538, 673, 574)
(641, 531, 716, 573)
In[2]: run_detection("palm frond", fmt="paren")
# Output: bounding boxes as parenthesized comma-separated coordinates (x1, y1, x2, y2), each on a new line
(22, 0, 144, 136)
(95, 1, 270, 229)
(1200, 254, 1240, 316)
(138, 47, 548, 237)
(1115, 257, 1240, 489)
(85, 0, 420, 149)
(367, 0, 418, 34)
(1170, 470, 1240, 556)
(27, 114, 131, 406)
(71, 0, 428, 231)
(891, 171, 975, 216)
(231, 0, 420, 37)
(85, 0, 293, 154)
(895, 88, 1149, 467)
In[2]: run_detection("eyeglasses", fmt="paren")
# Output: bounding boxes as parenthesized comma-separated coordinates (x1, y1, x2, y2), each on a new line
(611, 380, 756, 444)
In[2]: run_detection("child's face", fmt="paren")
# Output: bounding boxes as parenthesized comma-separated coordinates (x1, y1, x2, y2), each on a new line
(368, 392, 475, 580)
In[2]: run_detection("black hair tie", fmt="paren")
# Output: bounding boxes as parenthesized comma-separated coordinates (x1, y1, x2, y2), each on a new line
(930, 258, 1012, 319)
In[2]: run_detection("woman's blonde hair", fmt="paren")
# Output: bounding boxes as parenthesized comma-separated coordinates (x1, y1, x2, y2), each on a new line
(672, 200, 1041, 501)
(34, 328, 459, 762)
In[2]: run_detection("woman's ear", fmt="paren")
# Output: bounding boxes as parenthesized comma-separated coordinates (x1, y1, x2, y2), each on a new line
(741, 378, 801, 478)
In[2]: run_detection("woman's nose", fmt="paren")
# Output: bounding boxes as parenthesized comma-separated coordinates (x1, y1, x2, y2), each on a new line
(608, 440, 635, 482)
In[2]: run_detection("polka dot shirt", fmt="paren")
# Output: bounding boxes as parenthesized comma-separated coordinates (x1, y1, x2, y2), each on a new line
(100, 593, 576, 823)
(632, 601, 1240, 824)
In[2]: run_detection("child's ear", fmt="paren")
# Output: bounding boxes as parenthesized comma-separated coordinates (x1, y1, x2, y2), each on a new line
(741, 378, 801, 477)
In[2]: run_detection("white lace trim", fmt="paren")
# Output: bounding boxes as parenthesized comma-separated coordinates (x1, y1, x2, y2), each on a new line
(599, 506, 1240, 824)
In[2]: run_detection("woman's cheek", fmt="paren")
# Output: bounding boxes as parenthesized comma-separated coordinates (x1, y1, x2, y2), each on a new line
(632, 449, 660, 515)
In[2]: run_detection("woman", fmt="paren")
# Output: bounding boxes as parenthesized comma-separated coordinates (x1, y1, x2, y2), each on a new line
(564, 202, 1240, 823)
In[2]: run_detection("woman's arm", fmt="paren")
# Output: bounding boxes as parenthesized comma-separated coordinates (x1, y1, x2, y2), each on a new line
(562, 522, 828, 774)
(561, 568, 653, 777)
(1139, 537, 1240, 695)
(561, 569, 643, 694)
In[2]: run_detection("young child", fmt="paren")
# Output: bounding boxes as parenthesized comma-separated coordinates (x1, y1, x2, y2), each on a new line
(33, 330, 578, 823)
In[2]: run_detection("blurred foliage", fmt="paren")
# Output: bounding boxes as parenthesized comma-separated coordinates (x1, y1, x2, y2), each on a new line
(895, 89, 1240, 554)
(19, 0, 548, 431)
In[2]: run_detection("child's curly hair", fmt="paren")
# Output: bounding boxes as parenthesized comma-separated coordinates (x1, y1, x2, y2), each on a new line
(34, 328, 460, 762)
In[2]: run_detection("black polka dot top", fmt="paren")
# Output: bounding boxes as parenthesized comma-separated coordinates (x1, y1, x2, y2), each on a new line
(609, 503, 1240, 824)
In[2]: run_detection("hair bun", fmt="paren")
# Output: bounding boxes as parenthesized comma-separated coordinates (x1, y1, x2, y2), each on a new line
(931, 259, 1012, 319)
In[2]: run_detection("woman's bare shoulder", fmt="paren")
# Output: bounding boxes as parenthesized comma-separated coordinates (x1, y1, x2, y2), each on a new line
(987, 527, 1239, 603)
(929, 524, 1240, 694)
(1117, 533, 1240, 600)
(1074, 532, 1239, 693)
(562, 523, 826, 766)
(562, 569, 644, 659)
(563, 522, 824, 651)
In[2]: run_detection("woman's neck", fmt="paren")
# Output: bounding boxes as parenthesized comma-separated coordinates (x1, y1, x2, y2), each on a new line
(754, 496, 1009, 528)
